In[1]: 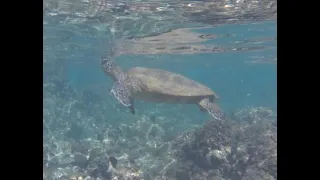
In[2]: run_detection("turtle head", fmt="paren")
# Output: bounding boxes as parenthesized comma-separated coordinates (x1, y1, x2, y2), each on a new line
(101, 56, 117, 74)
(101, 56, 125, 81)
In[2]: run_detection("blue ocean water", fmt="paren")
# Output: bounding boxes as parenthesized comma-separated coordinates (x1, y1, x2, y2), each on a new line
(65, 21, 276, 119)
(43, 1, 277, 178)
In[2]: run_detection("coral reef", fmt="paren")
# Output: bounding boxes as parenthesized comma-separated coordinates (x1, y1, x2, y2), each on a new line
(170, 114, 276, 180)
(43, 76, 276, 180)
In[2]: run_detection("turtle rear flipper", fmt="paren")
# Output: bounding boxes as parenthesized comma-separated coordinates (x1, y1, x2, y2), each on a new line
(111, 80, 135, 114)
(198, 98, 225, 120)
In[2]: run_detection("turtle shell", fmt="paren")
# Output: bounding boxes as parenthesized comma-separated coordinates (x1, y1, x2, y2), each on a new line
(126, 67, 219, 103)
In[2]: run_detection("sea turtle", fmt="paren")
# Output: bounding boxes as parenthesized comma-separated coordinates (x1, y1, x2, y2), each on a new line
(101, 57, 225, 120)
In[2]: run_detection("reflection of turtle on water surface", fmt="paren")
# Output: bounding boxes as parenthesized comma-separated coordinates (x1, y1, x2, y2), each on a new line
(101, 57, 225, 120)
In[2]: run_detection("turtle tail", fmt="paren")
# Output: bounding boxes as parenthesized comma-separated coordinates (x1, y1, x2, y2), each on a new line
(198, 98, 226, 120)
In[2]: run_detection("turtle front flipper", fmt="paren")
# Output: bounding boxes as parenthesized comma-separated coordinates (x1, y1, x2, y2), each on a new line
(111, 80, 135, 114)
(198, 98, 225, 120)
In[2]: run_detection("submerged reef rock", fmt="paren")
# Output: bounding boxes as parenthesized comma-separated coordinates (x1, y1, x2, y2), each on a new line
(171, 117, 276, 180)
(44, 84, 276, 180)
(87, 153, 111, 179)
(110, 166, 144, 180)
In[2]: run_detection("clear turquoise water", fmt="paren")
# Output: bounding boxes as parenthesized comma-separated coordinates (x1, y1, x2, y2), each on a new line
(65, 21, 276, 120)
(43, 1, 277, 178)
